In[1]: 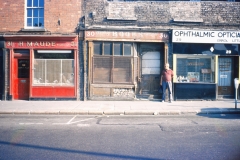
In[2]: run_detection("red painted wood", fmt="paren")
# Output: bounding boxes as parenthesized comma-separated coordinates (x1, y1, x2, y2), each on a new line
(13, 59, 29, 100)
(31, 87, 75, 97)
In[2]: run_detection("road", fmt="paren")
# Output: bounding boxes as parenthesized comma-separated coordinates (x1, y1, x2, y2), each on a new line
(0, 114, 240, 160)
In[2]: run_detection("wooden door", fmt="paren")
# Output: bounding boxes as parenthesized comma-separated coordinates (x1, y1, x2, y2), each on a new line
(140, 51, 161, 95)
(13, 58, 30, 100)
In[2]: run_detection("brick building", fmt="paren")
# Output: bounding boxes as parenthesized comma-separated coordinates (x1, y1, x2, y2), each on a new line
(0, 0, 239, 101)
(79, 0, 240, 100)
(0, 0, 81, 100)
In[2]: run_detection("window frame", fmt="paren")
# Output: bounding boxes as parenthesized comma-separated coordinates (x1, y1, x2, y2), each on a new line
(25, 0, 44, 29)
(175, 54, 216, 83)
(32, 50, 75, 86)
(92, 41, 134, 84)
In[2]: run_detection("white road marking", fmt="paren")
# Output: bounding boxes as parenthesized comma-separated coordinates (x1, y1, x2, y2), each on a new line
(67, 115, 77, 124)
(77, 124, 90, 127)
(53, 117, 97, 125)
(52, 123, 69, 125)
(67, 118, 95, 124)
(19, 123, 43, 125)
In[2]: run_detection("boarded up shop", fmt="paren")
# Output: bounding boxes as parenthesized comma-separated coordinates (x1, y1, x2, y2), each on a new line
(84, 30, 169, 100)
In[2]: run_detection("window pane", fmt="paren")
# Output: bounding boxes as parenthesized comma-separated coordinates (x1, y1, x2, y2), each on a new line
(39, 0, 44, 7)
(27, 9, 32, 17)
(27, 0, 32, 7)
(94, 42, 102, 55)
(33, 18, 38, 26)
(39, 9, 44, 17)
(27, 18, 32, 27)
(33, 9, 38, 17)
(124, 43, 132, 56)
(46, 60, 61, 85)
(104, 42, 112, 55)
(39, 18, 44, 27)
(176, 55, 214, 83)
(18, 59, 29, 78)
(33, 0, 38, 7)
(33, 59, 74, 86)
(62, 60, 74, 85)
(114, 43, 122, 56)
(33, 59, 46, 84)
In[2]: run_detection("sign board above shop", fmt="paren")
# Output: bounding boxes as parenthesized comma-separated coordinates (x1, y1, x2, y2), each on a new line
(4, 36, 78, 49)
(172, 30, 240, 44)
(84, 30, 169, 42)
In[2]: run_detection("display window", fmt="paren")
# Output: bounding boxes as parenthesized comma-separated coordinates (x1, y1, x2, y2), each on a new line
(175, 54, 215, 83)
(33, 50, 74, 86)
(92, 41, 135, 84)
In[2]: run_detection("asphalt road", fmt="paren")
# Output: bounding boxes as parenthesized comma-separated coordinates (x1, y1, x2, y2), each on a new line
(0, 114, 240, 160)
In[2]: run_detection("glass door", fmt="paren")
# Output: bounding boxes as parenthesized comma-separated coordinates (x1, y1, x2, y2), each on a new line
(218, 57, 233, 96)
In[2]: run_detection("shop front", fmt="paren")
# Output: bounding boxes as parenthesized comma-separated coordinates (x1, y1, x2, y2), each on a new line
(172, 30, 240, 100)
(5, 35, 78, 100)
(84, 30, 169, 100)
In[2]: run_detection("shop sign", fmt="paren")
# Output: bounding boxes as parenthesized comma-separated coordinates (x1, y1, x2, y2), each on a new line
(220, 75, 227, 78)
(173, 30, 240, 44)
(5, 41, 78, 49)
(85, 31, 169, 42)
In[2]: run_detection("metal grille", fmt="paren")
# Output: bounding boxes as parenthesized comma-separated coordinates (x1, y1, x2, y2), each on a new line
(93, 57, 112, 83)
(93, 56, 134, 84)
(113, 57, 132, 83)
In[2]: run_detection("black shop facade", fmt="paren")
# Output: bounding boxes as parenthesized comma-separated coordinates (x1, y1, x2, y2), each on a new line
(172, 29, 240, 100)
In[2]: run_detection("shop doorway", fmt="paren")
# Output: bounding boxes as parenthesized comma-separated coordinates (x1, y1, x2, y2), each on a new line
(0, 50, 3, 99)
(139, 51, 161, 98)
(218, 57, 234, 97)
(13, 52, 30, 100)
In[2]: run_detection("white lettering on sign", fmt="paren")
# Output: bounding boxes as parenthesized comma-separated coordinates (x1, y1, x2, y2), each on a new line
(173, 30, 240, 44)
(85, 31, 169, 41)
(220, 75, 227, 78)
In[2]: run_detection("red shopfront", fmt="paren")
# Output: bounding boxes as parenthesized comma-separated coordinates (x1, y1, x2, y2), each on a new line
(5, 36, 78, 100)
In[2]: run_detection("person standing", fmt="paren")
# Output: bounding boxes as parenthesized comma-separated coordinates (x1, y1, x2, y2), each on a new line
(160, 63, 174, 103)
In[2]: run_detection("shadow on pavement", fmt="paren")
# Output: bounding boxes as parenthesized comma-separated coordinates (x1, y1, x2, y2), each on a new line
(197, 107, 240, 119)
(0, 140, 163, 160)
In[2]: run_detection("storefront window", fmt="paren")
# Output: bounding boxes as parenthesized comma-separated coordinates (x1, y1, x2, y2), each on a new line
(176, 55, 215, 83)
(93, 42, 134, 84)
(33, 50, 74, 86)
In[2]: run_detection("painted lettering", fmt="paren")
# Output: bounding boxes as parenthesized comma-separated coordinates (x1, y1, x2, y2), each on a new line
(34, 42, 39, 46)
(7, 41, 13, 47)
(27, 42, 32, 46)
(45, 42, 51, 46)
(18, 41, 24, 46)
(40, 42, 45, 46)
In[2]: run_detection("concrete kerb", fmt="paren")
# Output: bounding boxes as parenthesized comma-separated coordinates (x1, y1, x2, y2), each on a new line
(0, 109, 240, 115)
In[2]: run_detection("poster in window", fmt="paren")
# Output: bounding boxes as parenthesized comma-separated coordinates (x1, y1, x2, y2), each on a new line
(187, 72, 199, 82)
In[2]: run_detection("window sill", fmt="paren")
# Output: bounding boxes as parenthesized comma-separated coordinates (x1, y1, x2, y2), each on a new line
(21, 28, 46, 32)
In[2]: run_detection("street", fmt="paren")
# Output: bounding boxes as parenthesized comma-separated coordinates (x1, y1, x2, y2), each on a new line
(0, 114, 240, 160)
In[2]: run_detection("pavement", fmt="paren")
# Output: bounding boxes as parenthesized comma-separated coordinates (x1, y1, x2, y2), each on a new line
(0, 99, 240, 115)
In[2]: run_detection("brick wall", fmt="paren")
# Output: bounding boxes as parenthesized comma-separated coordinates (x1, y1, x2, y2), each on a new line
(0, 0, 82, 34)
(83, 1, 240, 30)
(0, 1, 25, 32)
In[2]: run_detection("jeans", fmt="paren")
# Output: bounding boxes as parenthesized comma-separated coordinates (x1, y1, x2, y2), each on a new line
(162, 81, 173, 101)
